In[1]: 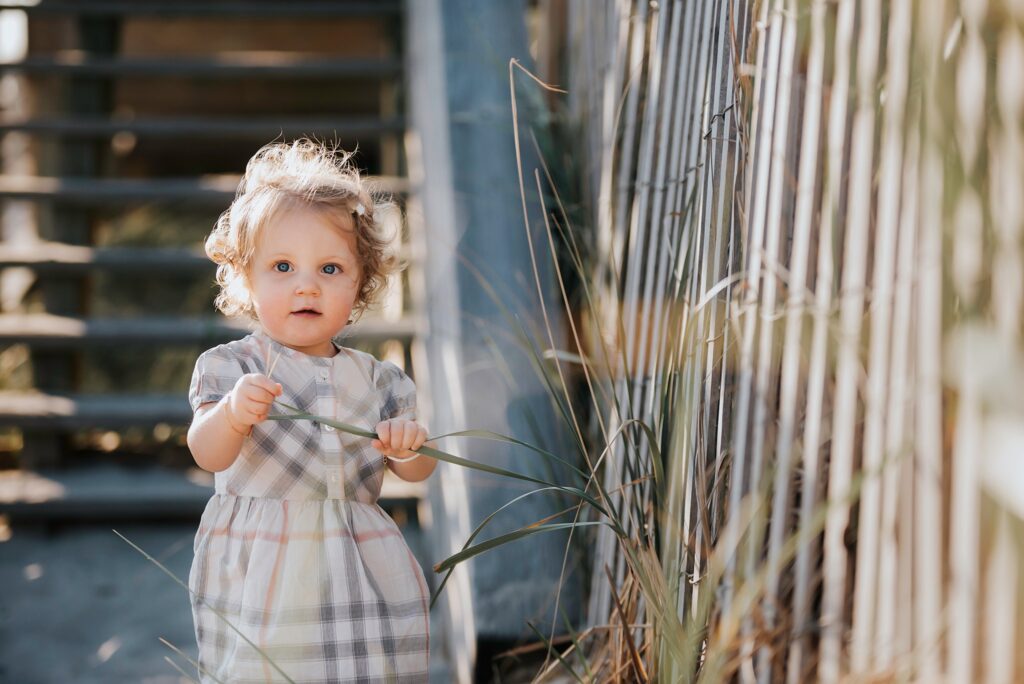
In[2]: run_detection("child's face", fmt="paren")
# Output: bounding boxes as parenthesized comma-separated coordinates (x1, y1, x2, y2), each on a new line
(248, 205, 362, 356)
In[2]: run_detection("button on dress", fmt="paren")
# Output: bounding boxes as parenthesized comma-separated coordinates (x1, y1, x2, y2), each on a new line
(187, 330, 429, 683)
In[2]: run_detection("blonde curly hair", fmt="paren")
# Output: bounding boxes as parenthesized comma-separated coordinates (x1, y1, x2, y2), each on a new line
(205, 139, 399, 322)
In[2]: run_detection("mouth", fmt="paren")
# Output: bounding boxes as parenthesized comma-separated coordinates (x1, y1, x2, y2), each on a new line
(290, 308, 322, 317)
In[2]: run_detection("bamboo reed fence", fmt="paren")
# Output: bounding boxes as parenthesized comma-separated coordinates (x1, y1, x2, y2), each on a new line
(555, 0, 1024, 680)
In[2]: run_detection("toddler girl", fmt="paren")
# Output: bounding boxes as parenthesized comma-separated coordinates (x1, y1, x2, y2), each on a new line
(186, 139, 435, 682)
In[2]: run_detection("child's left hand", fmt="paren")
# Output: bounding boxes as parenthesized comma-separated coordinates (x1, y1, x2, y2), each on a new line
(372, 418, 428, 459)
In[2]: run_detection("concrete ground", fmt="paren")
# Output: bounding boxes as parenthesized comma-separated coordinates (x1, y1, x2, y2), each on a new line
(0, 521, 202, 683)
(0, 520, 454, 683)
(0, 464, 455, 683)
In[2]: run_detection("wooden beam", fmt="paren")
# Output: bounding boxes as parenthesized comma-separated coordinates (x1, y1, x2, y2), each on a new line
(0, 464, 212, 520)
(0, 242, 414, 273)
(0, 1, 402, 17)
(0, 54, 402, 79)
(0, 175, 409, 205)
(0, 243, 212, 273)
(0, 116, 406, 139)
(0, 392, 190, 428)
(0, 314, 420, 347)
(0, 463, 423, 523)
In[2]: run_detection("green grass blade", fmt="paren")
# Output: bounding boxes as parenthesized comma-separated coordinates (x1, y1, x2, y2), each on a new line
(433, 521, 611, 574)
(430, 487, 592, 609)
(526, 620, 586, 684)
(159, 637, 225, 684)
(559, 605, 596, 681)
(427, 428, 588, 480)
(113, 530, 296, 684)
(269, 404, 614, 519)
(163, 656, 201, 684)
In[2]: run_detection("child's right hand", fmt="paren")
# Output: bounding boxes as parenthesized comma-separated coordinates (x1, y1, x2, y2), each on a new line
(226, 374, 283, 427)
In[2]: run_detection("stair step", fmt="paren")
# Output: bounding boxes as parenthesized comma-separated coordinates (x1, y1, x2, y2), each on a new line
(0, 314, 249, 347)
(0, 242, 415, 274)
(0, 463, 424, 522)
(0, 115, 406, 139)
(0, 392, 190, 428)
(0, 174, 408, 205)
(0, 175, 238, 206)
(0, 314, 419, 347)
(0, 1, 402, 17)
(0, 243, 211, 274)
(0, 54, 402, 79)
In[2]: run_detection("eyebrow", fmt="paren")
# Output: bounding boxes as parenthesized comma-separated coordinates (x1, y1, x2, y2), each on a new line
(265, 253, 356, 265)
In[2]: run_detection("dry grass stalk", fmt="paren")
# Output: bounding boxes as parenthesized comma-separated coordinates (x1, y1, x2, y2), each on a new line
(539, 1, 1024, 682)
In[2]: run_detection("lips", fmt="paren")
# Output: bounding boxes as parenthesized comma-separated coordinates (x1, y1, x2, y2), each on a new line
(290, 308, 322, 317)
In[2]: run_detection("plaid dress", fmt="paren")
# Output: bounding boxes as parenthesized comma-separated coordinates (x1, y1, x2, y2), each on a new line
(187, 330, 429, 683)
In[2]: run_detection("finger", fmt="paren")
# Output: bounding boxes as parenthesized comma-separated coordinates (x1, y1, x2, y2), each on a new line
(400, 422, 417, 452)
(242, 398, 273, 416)
(371, 439, 383, 451)
(250, 396, 276, 410)
(250, 386, 279, 403)
(251, 374, 280, 394)
(376, 421, 391, 448)
(411, 426, 427, 451)
(244, 394, 273, 410)
(244, 377, 280, 400)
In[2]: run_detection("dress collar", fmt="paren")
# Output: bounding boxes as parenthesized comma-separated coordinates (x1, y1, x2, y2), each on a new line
(253, 328, 341, 368)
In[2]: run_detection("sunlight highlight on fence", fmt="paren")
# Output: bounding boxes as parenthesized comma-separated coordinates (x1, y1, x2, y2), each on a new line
(556, 0, 1024, 680)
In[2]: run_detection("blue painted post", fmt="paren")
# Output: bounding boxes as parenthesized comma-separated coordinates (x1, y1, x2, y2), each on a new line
(435, 0, 583, 640)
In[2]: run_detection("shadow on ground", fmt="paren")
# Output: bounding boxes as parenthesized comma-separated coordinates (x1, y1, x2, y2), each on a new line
(0, 522, 198, 683)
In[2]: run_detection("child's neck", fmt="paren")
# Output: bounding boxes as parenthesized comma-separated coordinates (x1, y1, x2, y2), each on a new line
(260, 329, 340, 358)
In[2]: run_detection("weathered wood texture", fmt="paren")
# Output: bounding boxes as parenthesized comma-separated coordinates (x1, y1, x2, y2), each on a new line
(558, 0, 1024, 681)
(0, 5, 417, 470)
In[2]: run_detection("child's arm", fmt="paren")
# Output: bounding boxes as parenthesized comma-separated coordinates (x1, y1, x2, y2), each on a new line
(187, 373, 282, 473)
(373, 418, 437, 483)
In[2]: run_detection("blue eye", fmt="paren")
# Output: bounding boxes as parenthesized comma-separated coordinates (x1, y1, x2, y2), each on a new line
(322, 264, 341, 275)
(274, 262, 291, 273)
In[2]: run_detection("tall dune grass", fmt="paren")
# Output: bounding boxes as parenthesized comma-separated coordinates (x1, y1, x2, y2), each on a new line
(509, 0, 1024, 681)
(124, 2, 1024, 681)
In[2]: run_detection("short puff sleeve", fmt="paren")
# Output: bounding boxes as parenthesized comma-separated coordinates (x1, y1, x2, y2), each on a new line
(375, 360, 417, 422)
(188, 347, 244, 412)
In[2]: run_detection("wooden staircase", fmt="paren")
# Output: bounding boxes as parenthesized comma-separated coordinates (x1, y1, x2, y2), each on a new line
(0, 4, 457, 679)
(0, 0, 422, 510)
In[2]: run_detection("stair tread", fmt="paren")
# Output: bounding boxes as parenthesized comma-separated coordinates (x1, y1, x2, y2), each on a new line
(0, 242, 415, 273)
(0, 1, 402, 17)
(0, 174, 409, 204)
(0, 243, 211, 272)
(0, 313, 418, 346)
(0, 392, 191, 426)
(0, 53, 402, 78)
(0, 463, 424, 520)
(0, 115, 405, 138)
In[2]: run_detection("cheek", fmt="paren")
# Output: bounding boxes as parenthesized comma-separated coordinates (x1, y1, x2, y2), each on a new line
(250, 278, 287, 315)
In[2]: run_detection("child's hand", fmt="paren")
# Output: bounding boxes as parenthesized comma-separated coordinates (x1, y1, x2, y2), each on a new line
(226, 373, 282, 428)
(372, 418, 428, 459)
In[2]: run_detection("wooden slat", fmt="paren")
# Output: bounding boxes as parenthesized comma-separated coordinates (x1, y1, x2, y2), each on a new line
(0, 243, 212, 274)
(0, 242, 415, 273)
(0, 1, 402, 17)
(0, 116, 406, 139)
(0, 464, 211, 519)
(0, 392, 190, 428)
(0, 175, 409, 205)
(0, 464, 423, 521)
(0, 54, 402, 79)
(0, 314, 420, 347)
(0, 175, 238, 205)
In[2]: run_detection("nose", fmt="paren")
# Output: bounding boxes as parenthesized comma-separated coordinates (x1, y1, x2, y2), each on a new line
(294, 274, 320, 296)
